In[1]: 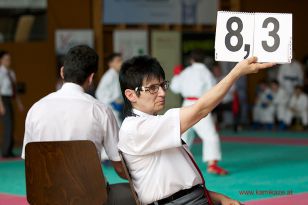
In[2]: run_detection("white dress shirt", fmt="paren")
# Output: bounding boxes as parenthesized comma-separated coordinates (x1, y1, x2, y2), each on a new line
(22, 83, 120, 161)
(170, 62, 216, 98)
(118, 108, 203, 204)
(0, 65, 16, 96)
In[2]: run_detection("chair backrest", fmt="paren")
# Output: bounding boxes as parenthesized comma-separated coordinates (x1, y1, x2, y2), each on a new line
(119, 151, 141, 205)
(25, 140, 107, 205)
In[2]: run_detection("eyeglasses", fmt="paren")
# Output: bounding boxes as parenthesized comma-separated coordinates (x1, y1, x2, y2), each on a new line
(135, 81, 169, 94)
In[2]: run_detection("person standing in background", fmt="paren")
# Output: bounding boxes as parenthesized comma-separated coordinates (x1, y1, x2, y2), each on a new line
(270, 80, 289, 130)
(252, 80, 275, 129)
(0, 50, 24, 158)
(96, 53, 123, 125)
(170, 49, 228, 175)
(212, 62, 240, 132)
(95, 53, 123, 162)
(284, 85, 308, 128)
(278, 60, 304, 97)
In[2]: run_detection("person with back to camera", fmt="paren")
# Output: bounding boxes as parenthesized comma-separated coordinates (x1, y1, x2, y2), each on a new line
(22, 45, 135, 205)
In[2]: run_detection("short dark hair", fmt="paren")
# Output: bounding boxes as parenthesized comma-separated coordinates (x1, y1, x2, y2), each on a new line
(270, 79, 279, 86)
(0, 50, 9, 59)
(190, 49, 205, 63)
(63, 45, 98, 85)
(294, 85, 303, 91)
(106, 53, 121, 65)
(119, 55, 165, 117)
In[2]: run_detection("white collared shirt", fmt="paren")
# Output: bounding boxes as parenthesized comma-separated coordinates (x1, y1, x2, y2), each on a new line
(95, 68, 122, 104)
(170, 62, 216, 98)
(22, 83, 120, 161)
(0, 65, 16, 96)
(118, 108, 203, 204)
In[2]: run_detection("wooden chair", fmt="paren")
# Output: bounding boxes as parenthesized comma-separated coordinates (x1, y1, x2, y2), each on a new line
(25, 140, 107, 205)
(119, 151, 141, 205)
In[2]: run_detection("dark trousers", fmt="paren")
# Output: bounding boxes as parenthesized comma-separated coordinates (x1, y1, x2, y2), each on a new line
(106, 183, 136, 205)
(1, 96, 14, 156)
(163, 187, 209, 205)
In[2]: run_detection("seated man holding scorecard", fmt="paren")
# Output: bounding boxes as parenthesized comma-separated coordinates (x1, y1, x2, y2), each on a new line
(118, 56, 274, 205)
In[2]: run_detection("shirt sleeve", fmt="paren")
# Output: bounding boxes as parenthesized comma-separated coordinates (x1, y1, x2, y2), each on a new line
(21, 108, 33, 159)
(118, 108, 182, 155)
(102, 106, 121, 161)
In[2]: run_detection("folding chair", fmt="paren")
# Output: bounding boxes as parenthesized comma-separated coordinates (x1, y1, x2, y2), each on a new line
(119, 151, 141, 205)
(25, 140, 107, 205)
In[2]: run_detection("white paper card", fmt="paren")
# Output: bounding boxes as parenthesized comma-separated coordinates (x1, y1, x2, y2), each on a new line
(215, 11, 292, 63)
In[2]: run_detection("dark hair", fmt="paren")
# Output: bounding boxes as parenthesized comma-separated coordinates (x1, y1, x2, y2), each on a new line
(63, 45, 98, 85)
(0, 50, 9, 59)
(294, 85, 303, 91)
(190, 49, 205, 63)
(270, 79, 279, 86)
(119, 55, 165, 117)
(106, 53, 121, 65)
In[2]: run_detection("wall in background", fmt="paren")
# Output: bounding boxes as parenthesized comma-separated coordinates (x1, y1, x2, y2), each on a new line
(0, 0, 93, 147)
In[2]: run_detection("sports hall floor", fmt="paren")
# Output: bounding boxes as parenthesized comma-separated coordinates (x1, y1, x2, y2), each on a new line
(0, 130, 307, 205)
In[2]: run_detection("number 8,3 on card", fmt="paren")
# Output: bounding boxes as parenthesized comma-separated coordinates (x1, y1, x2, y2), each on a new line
(215, 11, 292, 63)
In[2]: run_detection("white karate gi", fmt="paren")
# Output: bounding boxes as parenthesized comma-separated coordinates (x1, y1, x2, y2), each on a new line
(253, 88, 275, 124)
(170, 62, 222, 162)
(272, 88, 289, 122)
(284, 93, 308, 126)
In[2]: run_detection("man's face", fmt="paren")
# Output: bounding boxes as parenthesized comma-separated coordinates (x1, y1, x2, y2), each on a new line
(1, 54, 11, 67)
(134, 77, 167, 115)
(110, 56, 122, 71)
(295, 88, 302, 96)
(270, 83, 279, 92)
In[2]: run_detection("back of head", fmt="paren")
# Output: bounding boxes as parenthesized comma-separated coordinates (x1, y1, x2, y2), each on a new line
(0, 50, 10, 67)
(294, 85, 303, 92)
(119, 55, 165, 117)
(190, 49, 206, 63)
(271, 79, 279, 86)
(0, 50, 9, 59)
(106, 53, 122, 71)
(63, 45, 98, 85)
(106, 53, 122, 65)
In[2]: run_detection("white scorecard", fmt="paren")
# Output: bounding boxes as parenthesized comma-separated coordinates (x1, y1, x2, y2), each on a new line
(215, 11, 292, 63)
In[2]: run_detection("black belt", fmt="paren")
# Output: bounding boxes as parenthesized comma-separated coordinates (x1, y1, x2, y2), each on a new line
(149, 185, 203, 205)
(1, 96, 12, 99)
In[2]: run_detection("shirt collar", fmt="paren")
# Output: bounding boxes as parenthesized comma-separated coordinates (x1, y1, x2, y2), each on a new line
(60, 82, 84, 93)
(132, 108, 153, 117)
(192, 62, 205, 67)
(0, 65, 8, 71)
